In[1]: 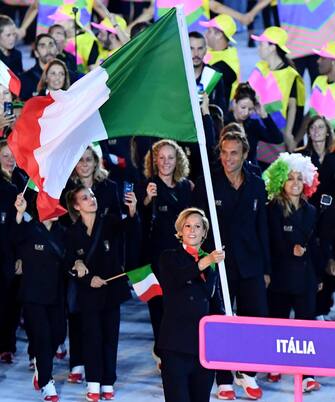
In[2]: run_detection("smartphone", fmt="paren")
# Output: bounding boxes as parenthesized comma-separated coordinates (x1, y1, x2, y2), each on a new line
(320, 194, 332, 207)
(3, 101, 13, 116)
(123, 181, 134, 200)
(197, 83, 204, 103)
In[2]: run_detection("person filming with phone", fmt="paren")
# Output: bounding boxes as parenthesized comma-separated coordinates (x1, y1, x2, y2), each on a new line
(137, 139, 193, 368)
(0, 85, 15, 137)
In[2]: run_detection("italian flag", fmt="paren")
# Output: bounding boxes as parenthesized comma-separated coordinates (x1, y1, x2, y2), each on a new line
(26, 178, 39, 192)
(8, 7, 199, 221)
(0, 59, 21, 96)
(200, 66, 222, 96)
(127, 264, 162, 302)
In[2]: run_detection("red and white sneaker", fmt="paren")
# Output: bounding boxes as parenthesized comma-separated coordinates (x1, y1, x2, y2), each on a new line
(101, 392, 114, 400)
(32, 358, 40, 391)
(302, 377, 321, 392)
(55, 344, 67, 360)
(87, 382, 100, 401)
(41, 379, 59, 402)
(235, 372, 262, 400)
(86, 392, 100, 402)
(267, 373, 281, 383)
(68, 372, 84, 384)
(101, 385, 114, 400)
(217, 384, 236, 400)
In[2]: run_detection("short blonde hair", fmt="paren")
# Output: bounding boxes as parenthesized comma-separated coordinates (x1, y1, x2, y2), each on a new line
(143, 139, 190, 182)
(175, 207, 209, 242)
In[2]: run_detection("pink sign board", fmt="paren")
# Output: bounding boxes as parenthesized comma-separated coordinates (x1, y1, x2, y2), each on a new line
(199, 315, 335, 376)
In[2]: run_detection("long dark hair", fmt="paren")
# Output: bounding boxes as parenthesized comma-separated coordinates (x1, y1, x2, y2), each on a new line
(275, 44, 297, 70)
(306, 115, 334, 153)
(65, 184, 87, 223)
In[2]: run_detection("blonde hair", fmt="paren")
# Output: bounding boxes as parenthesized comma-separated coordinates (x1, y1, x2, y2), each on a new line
(71, 145, 108, 184)
(143, 139, 190, 182)
(175, 207, 209, 242)
(273, 190, 306, 217)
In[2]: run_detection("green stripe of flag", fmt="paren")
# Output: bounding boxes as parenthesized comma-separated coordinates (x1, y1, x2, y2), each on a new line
(127, 264, 153, 284)
(98, 8, 198, 143)
(27, 178, 39, 192)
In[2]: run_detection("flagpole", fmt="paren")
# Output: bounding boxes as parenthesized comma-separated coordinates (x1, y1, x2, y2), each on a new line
(22, 180, 29, 196)
(105, 272, 127, 282)
(175, 6, 233, 316)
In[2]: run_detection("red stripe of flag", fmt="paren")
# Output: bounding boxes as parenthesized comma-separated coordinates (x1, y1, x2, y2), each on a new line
(7, 95, 67, 221)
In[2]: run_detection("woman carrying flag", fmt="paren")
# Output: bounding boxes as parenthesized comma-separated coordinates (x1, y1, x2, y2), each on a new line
(158, 207, 224, 402)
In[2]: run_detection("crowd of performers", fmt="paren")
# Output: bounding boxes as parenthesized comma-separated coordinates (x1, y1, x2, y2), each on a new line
(1, 1, 335, 401)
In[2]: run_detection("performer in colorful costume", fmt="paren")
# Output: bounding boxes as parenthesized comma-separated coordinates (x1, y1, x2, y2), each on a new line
(310, 41, 335, 129)
(249, 26, 305, 167)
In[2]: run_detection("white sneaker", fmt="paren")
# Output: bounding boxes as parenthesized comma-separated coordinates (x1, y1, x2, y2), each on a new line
(234, 372, 262, 400)
(41, 379, 59, 401)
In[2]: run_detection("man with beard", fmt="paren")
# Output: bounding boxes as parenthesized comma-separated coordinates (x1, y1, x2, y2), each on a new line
(20, 33, 82, 100)
(189, 31, 226, 114)
(20, 34, 58, 100)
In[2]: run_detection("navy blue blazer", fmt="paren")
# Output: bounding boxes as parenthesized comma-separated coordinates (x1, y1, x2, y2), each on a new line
(65, 213, 137, 312)
(158, 246, 224, 355)
(193, 168, 271, 280)
(267, 200, 321, 294)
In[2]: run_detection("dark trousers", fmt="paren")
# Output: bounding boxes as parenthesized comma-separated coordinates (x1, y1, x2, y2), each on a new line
(216, 275, 268, 385)
(161, 349, 214, 402)
(293, 54, 319, 89)
(268, 289, 316, 320)
(0, 276, 22, 354)
(147, 295, 163, 357)
(81, 306, 120, 385)
(68, 312, 84, 370)
(268, 289, 316, 380)
(23, 303, 66, 388)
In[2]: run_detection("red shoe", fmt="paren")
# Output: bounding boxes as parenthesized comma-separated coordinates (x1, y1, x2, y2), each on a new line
(67, 372, 84, 384)
(302, 377, 321, 392)
(101, 391, 114, 400)
(235, 372, 262, 400)
(0, 352, 13, 364)
(86, 392, 100, 402)
(267, 373, 281, 383)
(217, 385, 236, 400)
